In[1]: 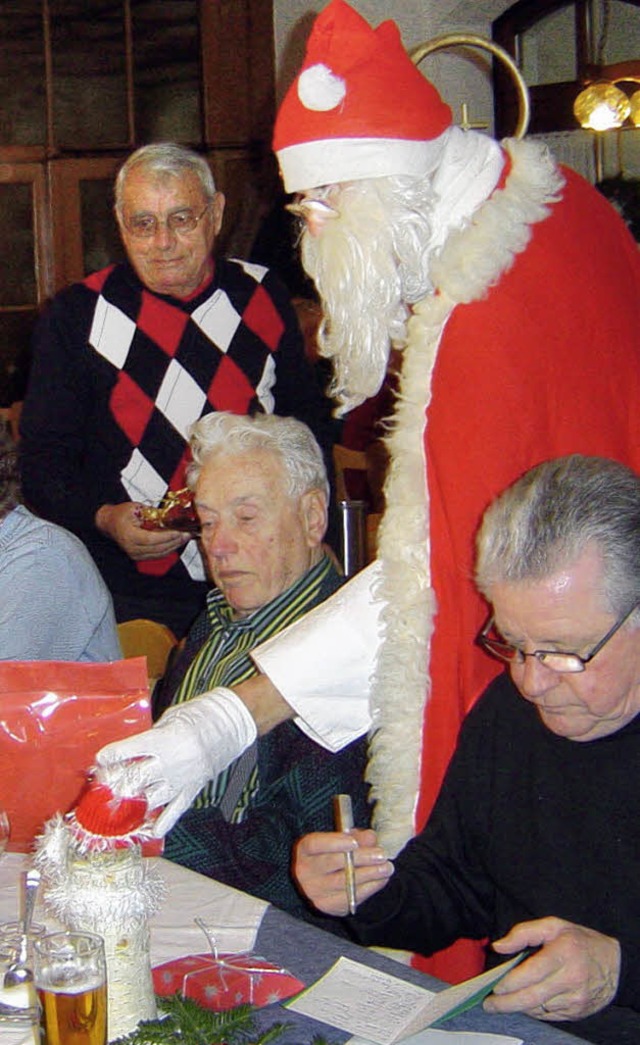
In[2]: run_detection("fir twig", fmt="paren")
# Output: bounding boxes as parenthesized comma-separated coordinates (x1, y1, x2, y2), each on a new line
(109, 992, 339, 1045)
(110, 993, 275, 1045)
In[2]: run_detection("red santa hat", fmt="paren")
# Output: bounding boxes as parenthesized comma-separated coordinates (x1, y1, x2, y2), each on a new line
(273, 0, 453, 193)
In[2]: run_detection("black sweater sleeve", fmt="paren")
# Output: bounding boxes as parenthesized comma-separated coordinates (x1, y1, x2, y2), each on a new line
(347, 707, 496, 956)
(20, 287, 113, 536)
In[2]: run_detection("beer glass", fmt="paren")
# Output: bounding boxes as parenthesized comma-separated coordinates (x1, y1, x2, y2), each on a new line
(34, 931, 107, 1045)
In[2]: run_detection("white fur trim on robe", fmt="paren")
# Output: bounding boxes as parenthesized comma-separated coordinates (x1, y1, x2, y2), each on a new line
(248, 138, 563, 856)
(369, 138, 564, 855)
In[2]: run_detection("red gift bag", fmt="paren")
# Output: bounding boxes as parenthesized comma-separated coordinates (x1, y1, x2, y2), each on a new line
(0, 658, 151, 851)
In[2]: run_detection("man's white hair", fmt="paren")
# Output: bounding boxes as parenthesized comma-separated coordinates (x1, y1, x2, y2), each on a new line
(300, 174, 437, 415)
(186, 411, 329, 502)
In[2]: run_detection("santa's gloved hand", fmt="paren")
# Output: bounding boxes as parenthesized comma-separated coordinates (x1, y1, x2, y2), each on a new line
(95, 687, 257, 837)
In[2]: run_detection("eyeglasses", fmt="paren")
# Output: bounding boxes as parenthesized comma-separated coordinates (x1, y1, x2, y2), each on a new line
(476, 601, 639, 674)
(285, 185, 340, 224)
(285, 197, 339, 222)
(123, 204, 210, 239)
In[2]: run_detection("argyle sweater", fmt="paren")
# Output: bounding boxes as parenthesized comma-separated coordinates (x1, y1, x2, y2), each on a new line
(21, 259, 333, 634)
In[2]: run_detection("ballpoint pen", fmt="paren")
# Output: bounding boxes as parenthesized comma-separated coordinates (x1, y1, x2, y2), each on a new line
(333, 793, 357, 915)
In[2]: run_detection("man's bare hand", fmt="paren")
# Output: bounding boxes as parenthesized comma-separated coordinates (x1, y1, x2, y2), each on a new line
(293, 829, 393, 915)
(484, 917, 620, 1022)
(95, 502, 190, 561)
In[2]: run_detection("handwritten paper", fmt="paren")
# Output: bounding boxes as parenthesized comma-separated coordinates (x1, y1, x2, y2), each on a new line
(347, 1030, 522, 1045)
(286, 953, 527, 1045)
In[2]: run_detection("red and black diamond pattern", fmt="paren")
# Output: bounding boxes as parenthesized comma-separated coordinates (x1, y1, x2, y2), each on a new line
(84, 258, 285, 577)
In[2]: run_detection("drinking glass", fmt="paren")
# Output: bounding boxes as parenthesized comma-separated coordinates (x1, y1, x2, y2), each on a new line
(0, 809, 10, 856)
(0, 920, 46, 969)
(34, 931, 107, 1045)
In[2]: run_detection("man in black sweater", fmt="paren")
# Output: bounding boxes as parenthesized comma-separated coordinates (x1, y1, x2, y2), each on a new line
(294, 454, 640, 1045)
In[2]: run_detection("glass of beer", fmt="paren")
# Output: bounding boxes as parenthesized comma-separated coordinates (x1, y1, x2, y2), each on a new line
(34, 931, 107, 1045)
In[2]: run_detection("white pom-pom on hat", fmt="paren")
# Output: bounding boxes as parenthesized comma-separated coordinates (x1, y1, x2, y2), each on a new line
(273, 1, 453, 192)
(298, 63, 346, 111)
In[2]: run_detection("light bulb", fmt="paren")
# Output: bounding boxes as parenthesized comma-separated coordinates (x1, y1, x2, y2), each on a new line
(574, 82, 631, 130)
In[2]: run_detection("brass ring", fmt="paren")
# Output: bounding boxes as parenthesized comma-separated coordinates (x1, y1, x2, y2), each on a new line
(410, 33, 530, 140)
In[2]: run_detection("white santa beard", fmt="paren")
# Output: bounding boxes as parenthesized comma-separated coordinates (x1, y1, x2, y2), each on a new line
(300, 179, 432, 414)
(297, 131, 506, 415)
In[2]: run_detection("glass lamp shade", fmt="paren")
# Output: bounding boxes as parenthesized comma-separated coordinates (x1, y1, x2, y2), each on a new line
(573, 82, 632, 130)
(630, 89, 640, 127)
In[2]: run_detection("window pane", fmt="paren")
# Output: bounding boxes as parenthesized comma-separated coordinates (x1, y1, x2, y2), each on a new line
(132, 0, 202, 143)
(520, 7, 577, 85)
(50, 0, 129, 148)
(593, 1, 640, 65)
(80, 178, 127, 276)
(0, 184, 36, 306)
(0, 0, 46, 146)
(0, 312, 37, 408)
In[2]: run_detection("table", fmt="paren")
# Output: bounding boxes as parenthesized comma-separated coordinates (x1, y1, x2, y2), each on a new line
(0, 852, 588, 1045)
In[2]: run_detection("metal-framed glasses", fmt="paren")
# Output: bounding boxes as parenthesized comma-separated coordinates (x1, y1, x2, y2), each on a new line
(476, 601, 640, 674)
(123, 204, 210, 239)
(285, 185, 339, 223)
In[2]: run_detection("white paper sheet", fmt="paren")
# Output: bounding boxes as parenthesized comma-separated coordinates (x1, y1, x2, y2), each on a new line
(347, 1032, 522, 1045)
(286, 955, 527, 1045)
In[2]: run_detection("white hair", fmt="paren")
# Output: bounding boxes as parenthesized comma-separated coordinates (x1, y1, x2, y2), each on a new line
(186, 411, 329, 503)
(476, 454, 640, 620)
(300, 174, 437, 415)
(114, 143, 217, 216)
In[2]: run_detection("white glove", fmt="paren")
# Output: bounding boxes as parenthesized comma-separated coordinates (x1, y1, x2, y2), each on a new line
(95, 687, 257, 837)
(251, 560, 383, 751)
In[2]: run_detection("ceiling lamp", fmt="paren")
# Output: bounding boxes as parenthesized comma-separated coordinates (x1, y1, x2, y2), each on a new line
(573, 81, 631, 130)
(630, 88, 640, 127)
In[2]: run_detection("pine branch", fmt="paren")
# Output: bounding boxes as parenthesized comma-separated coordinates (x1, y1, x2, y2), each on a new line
(110, 994, 277, 1045)
(109, 992, 339, 1045)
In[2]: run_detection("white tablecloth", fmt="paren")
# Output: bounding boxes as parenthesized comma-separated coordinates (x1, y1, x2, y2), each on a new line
(0, 851, 268, 1045)
(0, 853, 588, 1045)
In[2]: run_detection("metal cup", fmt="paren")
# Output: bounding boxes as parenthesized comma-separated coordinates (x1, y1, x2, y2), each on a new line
(338, 500, 368, 577)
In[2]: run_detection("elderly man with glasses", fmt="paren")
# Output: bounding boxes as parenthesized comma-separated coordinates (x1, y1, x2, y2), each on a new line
(292, 454, 640, 1045)
(20, 143, 333, 637)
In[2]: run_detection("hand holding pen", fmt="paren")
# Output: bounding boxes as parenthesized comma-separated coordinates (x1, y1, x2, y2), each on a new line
(294, 819, 394, 917)
(334, 794, 358, 914)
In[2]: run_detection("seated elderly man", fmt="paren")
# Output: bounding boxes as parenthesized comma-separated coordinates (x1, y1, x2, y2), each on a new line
(294, 454, 640, 1044)
(0, 427, 121, 661)
(132, 411, 369, 927)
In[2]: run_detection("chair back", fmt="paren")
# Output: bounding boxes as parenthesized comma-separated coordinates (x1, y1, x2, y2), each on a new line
(333, 444, 369, 503)
(117, 619, 177, 680)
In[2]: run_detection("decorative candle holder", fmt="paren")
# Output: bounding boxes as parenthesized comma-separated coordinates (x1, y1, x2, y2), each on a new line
(35, 813, 165, 1039)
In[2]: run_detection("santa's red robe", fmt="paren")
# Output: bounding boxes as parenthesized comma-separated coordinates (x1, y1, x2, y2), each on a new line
(254, 137, 640, 984)
(373, 138, 640, 981)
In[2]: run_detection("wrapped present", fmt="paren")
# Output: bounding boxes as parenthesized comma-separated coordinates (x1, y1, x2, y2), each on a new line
(139, 488, 200, 533)
(153, 952, 304, 1010)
